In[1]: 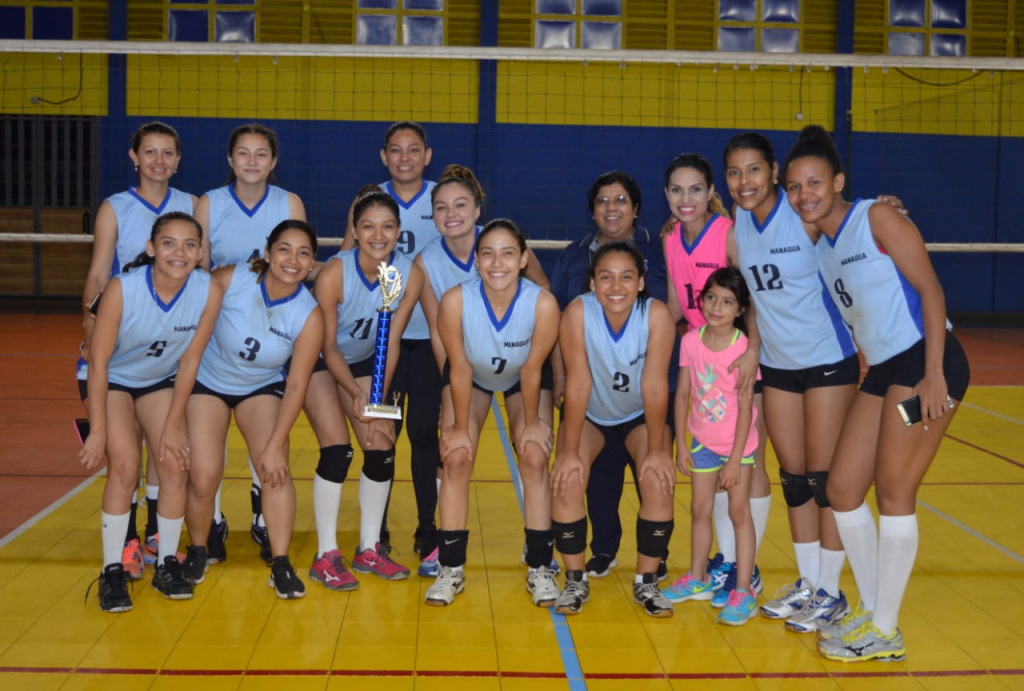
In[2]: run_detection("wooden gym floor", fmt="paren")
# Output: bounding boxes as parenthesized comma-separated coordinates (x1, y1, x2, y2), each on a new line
(1, 313, 1022, 690)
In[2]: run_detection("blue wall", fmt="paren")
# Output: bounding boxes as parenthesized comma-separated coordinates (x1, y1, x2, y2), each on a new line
(100, 117, 1024, 314)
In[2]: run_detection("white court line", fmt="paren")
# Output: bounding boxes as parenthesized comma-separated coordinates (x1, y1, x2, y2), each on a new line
(0, 469, 105, 550)
(917, 499, 1024, 565)
(960, 401, 1024, 426)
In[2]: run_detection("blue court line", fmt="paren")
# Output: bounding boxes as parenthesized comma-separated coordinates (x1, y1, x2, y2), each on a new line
(491, 398, 587, 691)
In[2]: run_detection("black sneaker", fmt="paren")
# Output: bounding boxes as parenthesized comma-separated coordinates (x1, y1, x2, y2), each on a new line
(251, 518, 272, 565)
(379, 523, 393, 558)
(269, 556, 306, 599)
(152, 555, 194, 600)
(413, 523, 437, 560)
(585, 553, 618, 578)
(181, 545, 210, 585)
(206, 516, 228, 564)
(89, 563, 133, 613)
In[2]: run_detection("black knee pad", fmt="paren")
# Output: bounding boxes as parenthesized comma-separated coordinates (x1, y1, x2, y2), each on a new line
(362, 448, 396, 483)
(552, 517, 588, 556)
(315, 444, 354, 484)
(636, 518, 674, 559)
(779, 468, 814, 508)
(806, 471, 830, 507)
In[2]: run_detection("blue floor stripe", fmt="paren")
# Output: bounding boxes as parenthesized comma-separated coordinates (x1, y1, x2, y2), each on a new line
(491, 398, 587, 691)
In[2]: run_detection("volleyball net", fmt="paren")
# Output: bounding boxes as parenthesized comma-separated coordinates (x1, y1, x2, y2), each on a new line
(1, 39, 1023, 301)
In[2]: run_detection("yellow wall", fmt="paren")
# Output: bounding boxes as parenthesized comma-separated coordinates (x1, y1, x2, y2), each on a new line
(0, 52, 107, 115)
(2, 49, 1022, 138)
(851, 68, 1024, 137)
(125, 54, 479, 123)
(497, 61, 836, 131)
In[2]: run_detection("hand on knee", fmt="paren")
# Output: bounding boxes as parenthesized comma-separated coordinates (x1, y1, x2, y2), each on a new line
(442, 450, 473, 482)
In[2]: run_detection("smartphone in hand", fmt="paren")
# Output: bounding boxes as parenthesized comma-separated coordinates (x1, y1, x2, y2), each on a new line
(896, 395, 955, 426)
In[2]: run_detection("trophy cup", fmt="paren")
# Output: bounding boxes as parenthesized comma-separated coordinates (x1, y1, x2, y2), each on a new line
(364, 262, 404, 420)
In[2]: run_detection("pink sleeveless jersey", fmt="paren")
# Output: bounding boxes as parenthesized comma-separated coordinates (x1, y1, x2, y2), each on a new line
(664, 214, 732, 328)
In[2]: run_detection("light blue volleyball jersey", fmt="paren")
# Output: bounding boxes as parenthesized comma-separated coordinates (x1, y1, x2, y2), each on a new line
(460, 278, 541, 393)
(78, 186, 194, 383)
(107, 187, 193, 275)
(197, 268, 318, 395)
(580, 292, 650, 426)
(380, 180, 438, 340)
(734, 191, 856, 369)
(207, 185, 291, 269)
(331, 248, 414, 364)
(816, 199, 937, 366)
(106, 265, 211, 388)
(418, 229, 481, 304)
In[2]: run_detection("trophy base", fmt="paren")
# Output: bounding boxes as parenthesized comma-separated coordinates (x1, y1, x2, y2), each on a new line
(364, 404, 402, 420)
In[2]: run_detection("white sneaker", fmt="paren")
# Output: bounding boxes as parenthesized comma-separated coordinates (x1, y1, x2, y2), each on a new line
(554, 573, 590, 615)
(425, 566, 465, 606)
(526, 566, 560, 607)
(819, 605, 871, 641)
(760, 577, 815, 619)
(785, 588, 850, 633)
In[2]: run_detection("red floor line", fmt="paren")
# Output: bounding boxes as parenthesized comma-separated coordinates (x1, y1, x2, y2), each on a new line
(945, 435, 1024, 470)
(159, 669, 246, 676)
(2, 666, 1024, 679)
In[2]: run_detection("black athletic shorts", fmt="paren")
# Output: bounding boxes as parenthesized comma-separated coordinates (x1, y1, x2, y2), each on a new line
(760, 353, 860, 394)
(860, 331, 970, 400)
(192, 379, 285, 409)
(79, 375, 176, 402)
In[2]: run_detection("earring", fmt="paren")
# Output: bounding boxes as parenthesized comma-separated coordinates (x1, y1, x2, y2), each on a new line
(174, 168, 178, 174)
(134, 165, 139, 172)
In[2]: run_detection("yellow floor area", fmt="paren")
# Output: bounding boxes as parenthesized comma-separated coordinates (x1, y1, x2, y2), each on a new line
(1, 388, 1023, 690)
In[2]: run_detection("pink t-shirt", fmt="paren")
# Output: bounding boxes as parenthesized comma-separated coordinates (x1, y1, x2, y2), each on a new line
(664, 214, 732, 328)
(680, 327, 759, 457)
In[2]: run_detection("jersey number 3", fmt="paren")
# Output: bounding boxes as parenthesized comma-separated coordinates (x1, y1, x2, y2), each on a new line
(239, 337, 261, 361)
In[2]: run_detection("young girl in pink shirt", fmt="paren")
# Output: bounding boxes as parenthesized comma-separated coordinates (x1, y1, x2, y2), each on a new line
(669, 268, 759, 626)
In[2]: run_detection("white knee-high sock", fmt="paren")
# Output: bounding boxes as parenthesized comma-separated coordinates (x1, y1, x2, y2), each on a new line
(102, 511, 130, 567)
(248, 455, 262, 489)
(750, 495, 772, 557)
(793, 541, 821, 586)
(873, 514, 918, 635)
(713, 491, 736, 562)
(213, 480, 224, 524)
(358, 472, 390, 552)
(314, 475, 343, 557)
(832, 502, 878, 611)
(157, 515, 184, 562)
(818, 548, 846, 598)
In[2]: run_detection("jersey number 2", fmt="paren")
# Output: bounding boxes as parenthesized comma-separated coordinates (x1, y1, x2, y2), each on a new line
(612, 372, 630, 392)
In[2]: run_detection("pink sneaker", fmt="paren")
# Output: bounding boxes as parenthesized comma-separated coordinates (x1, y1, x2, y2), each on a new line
(122, 539, 144, 580)
(309, 550, 359, 591)
(352, 542, 410, 580)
